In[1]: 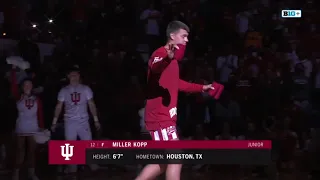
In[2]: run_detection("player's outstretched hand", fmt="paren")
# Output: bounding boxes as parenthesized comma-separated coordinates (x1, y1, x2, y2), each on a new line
(165, 44, 179, 59)
(202, 84, 213, 91)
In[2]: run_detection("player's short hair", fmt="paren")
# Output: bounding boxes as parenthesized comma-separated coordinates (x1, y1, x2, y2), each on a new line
(166, 21, 189, 38)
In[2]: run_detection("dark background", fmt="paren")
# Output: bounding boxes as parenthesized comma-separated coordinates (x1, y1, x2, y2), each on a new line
(0, 0, 320, 179)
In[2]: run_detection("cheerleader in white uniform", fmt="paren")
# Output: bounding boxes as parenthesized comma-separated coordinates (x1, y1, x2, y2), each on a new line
(12, 78, 44, 180)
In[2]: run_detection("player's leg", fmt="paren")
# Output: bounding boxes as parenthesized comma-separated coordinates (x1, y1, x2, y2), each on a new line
(135, 164, 167, 180)
(166, 164, 182, 180)
(135, 130, 168, 180)
(77, 121, 99, 171)
(163, 126, 182, 180)
(77, 121, 92, 140)
(25, 136, 39, 180)
(12, 136, 26, 180)
(64, 123, 78, 176)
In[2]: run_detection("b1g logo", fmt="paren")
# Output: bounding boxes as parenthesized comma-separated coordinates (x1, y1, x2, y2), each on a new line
(281, 10, 301, 18)
(61, 143, 74, 160)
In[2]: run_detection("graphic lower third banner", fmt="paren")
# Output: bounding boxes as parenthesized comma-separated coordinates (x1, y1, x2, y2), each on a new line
(85, 149, 271, 165)
(48, 140, 271, 165)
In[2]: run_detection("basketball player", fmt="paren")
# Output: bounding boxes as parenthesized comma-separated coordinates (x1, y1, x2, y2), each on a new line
(51, 66, 100, 177)
(136, 21, 212, 180)
(12, 78, 44, 180)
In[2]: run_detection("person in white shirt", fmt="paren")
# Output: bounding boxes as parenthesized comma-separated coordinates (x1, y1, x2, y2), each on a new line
(236, 11, 249, 37)
(216, 47, 238, 83)
(300, 59, 313, 77)
(140, 3, 161, 54)
(290, 51, 313, 78)
(291, 58, 313, 77)
(287, 43, 299, 64)
(51, 66, 100, 177)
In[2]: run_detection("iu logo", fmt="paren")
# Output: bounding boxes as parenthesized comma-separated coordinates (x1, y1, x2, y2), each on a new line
(25, 99, 34, 109)
(61, 143, 74, 160)
(70, 92, 81, 105)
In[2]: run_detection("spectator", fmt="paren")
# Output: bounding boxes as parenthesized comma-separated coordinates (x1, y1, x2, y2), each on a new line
(140, 3, 161, 54)
(287, 43, 299, 65)
(278, 116, 298, 170)
(236, 11, 249, 37)
(313, 58, 320, 104)
(247, 50, 262, 78)
(292, 64, 310, 101)
(216, 45, 238, 84)
(291, 51, 313, 78)
(215, 122, 236, 140)
(214, 93, 241, 132)
(239, 121, 261, 140)
(245, 27, 263, 49)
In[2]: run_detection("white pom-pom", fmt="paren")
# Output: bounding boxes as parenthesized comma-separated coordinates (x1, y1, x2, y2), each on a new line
(33, 129, 51, 144)
(6, 56, 30, 70)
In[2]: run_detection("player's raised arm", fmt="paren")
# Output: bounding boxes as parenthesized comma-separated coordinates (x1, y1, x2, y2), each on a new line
(149, 44, 186, 74)
(178, 79, 203, 93)
(148, 54, 170, 74)
(178, 79, 213, 93)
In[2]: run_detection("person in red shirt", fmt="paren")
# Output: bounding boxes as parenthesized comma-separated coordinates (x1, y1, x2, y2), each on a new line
(136, 21, 212, 180)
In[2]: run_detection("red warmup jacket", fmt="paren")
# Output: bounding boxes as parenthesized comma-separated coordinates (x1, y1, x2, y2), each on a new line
(145, 45, 203, 131)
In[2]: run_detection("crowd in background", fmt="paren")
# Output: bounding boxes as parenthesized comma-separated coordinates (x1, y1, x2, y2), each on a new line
(1, 0, 320, 179)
